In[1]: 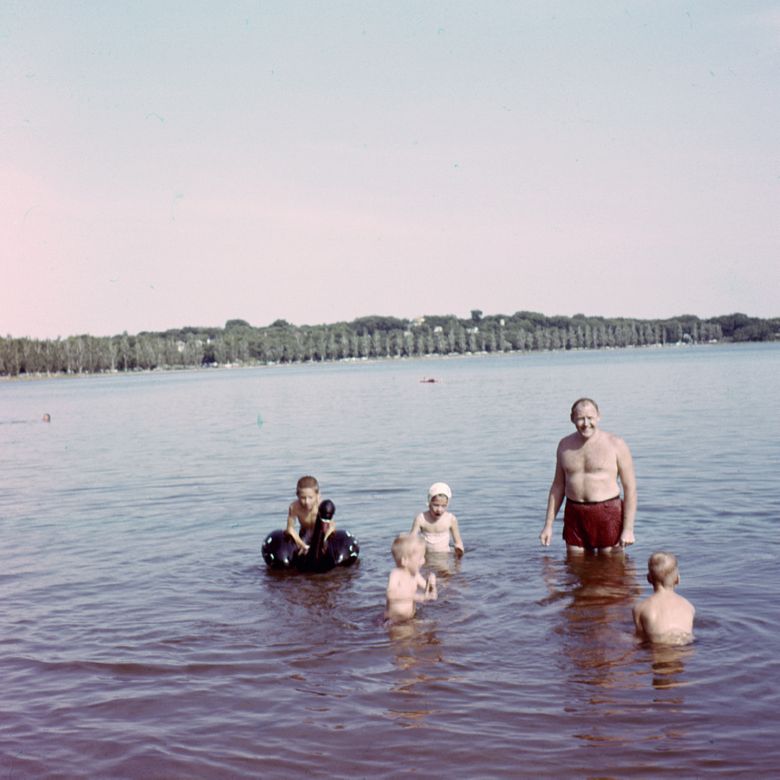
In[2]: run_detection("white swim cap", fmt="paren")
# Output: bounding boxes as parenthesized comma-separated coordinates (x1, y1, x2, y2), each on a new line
(428, 482, 452, 501)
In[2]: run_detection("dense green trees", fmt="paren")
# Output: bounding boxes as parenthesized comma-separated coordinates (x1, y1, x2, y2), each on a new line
(1, 312, 777, 377)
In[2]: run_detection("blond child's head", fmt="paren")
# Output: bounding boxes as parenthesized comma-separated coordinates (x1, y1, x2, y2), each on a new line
(647, 551, 679, 587)
(391, 533, 425, 569)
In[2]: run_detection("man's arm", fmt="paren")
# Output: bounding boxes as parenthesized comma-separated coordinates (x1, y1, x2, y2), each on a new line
(616, 437, 637, 545)
(540, 455, 565, 545)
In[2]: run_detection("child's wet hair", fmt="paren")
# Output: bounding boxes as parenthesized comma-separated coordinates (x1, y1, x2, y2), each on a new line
(648, 551, 678, 586)
(391, 533, 422, 565)
(296, 475, 319, 493)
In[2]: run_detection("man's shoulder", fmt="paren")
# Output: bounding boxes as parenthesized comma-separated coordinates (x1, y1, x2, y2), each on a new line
(558, 431, 581, 448)
(594, 429, 630, 452)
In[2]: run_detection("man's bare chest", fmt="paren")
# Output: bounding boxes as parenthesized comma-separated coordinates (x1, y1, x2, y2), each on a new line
(561, 444, 616, 475)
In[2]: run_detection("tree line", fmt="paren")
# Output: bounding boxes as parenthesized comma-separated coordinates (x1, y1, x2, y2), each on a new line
(1, 311, 777, 377)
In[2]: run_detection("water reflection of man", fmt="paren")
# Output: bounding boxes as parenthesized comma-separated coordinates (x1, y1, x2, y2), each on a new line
(541, 550, 641, 692)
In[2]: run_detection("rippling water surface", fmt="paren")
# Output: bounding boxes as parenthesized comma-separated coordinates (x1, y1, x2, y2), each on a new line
(2, 344, 779, 778)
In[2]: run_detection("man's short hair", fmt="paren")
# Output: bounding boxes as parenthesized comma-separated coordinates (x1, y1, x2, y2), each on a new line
(570, 397, 599, 418)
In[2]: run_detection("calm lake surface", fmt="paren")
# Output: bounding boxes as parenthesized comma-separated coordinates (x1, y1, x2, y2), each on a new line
(2, 344, 779, 779)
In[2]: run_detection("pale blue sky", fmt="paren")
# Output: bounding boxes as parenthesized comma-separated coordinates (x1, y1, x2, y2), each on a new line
(3, 1, 779, 338)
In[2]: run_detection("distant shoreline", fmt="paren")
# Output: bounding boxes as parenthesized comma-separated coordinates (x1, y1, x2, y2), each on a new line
(2, 311, 776, 378)
(4, 340, 773, 383)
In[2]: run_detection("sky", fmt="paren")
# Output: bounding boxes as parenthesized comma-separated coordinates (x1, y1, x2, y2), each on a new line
(2, 1, 779, 339)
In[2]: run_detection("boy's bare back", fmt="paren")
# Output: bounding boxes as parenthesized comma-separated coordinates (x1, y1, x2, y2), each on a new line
(633, 552, 694, 645)
(633, 590, 694, 644)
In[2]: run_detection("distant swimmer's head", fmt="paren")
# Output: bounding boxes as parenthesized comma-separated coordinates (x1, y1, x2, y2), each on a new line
(296, 475, 320, 511)
(647, 551, 679, 587)
(318, 499, 336, 521)
(42, 413, 51, 423)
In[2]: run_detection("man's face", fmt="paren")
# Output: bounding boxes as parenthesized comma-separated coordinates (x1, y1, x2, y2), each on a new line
(571, 402, 600, 438)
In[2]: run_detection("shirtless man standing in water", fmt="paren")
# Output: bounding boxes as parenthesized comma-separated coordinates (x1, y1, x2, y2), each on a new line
(539, 398, 636, 552)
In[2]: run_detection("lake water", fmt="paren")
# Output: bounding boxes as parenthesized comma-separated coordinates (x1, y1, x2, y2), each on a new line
(2, 344, 779, 778)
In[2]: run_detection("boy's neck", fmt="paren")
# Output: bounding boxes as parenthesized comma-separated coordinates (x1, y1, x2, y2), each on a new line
(652, 583, 676, 594)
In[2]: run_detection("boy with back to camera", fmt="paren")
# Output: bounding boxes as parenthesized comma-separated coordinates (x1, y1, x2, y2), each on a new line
(385, 533, 438, 623)
(285, 475, 334, 554)
(633, 551, 695, 645)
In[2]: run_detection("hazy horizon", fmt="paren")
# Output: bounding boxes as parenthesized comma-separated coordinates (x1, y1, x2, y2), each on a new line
(4, 306, 772, 343)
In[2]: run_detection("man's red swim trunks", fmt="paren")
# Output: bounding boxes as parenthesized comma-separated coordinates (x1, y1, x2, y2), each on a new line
(563, 496, 623, 550)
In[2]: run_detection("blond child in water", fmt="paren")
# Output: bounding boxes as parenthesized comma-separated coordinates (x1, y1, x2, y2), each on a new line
(385, 533, 437, 623)
(285, 475, 334, 554)
(410, 482, 464, 556)
(633, 551, 695, 645)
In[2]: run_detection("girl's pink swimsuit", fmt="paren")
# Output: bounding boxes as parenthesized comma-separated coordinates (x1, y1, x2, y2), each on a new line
(416, 511, 455, 552)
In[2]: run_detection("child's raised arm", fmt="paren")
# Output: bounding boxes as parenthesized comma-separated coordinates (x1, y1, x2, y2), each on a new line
(322, 516, 335, 541)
